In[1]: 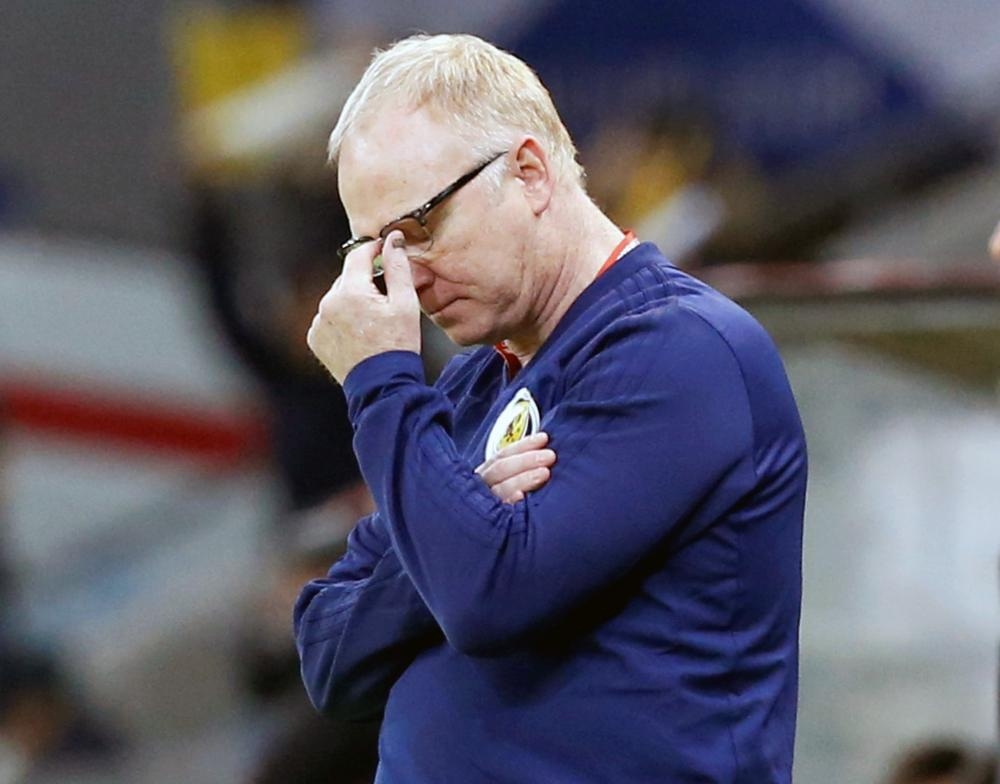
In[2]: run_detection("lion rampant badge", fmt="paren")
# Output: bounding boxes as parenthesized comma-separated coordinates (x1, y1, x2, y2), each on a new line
(484, 388, 541, 461)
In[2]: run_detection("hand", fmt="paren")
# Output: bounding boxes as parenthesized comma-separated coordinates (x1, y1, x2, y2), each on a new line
(307, 231, 421, 384)
(475, 432, 556, 504)
(990, 219, 1000, 262)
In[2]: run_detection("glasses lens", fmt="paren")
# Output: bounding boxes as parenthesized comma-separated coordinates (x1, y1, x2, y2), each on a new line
(381, 217, 432, 257)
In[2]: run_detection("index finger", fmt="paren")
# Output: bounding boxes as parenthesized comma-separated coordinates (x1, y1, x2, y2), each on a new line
(497, 431, 549, 458)
(340, 238, 382, 290)
(380, 229, 418, 306)
(476, 432, 550, 472)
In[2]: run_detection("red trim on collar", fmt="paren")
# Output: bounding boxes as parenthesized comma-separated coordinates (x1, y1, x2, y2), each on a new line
(596, 229, 636, 277)
(494, 341, 522, 376)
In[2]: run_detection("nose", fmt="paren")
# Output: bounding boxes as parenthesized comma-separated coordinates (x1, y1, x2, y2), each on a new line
(409, 257, 435, 290)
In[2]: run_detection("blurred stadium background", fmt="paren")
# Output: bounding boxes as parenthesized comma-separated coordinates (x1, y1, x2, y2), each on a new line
(0, 1, 998, 782)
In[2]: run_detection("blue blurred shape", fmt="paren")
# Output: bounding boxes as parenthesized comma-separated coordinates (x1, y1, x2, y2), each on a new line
(503, 0, 970, 176)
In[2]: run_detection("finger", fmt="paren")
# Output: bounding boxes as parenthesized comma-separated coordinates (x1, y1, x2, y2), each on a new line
(474, 433, 550, 477)
(990, 220, 1000, 261)
(477, 448, 556, 488)
(306, 312, 321, 352)
(493, 432, 550, 461)
(340, 237, 382, 289)
(475, 444, 551, 481)
(491, 466, 551, 503)
(380, 230, 419, 306)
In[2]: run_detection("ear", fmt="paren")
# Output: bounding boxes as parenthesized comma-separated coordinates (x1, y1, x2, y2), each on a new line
(511, 136, 554, 215)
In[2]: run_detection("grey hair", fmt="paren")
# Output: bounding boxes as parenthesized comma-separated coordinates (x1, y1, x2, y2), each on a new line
(328, 33, 584, 186)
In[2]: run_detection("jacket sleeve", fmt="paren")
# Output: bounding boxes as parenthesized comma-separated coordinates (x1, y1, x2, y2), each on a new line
(294, 512, 441, 719)
(343, 310, 775, 657)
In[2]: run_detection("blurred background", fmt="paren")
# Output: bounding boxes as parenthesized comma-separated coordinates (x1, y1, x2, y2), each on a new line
(0, 1, 998, 782)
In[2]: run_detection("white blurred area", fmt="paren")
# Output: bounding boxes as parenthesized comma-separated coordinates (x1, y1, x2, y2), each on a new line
(787, 345, 999, 783)
(0, 236, 281, 783)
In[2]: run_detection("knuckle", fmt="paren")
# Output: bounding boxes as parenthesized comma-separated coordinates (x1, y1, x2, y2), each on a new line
(495, 477, 515, 497)
(527, 468, 548, 487)
(318, 298, 336, 319)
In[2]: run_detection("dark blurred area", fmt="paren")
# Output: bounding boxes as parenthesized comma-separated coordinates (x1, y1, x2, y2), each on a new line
(0, 1, 997, 782)
(882, 739, 997, 784)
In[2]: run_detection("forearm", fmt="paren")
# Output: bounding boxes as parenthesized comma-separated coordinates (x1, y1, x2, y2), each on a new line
(294, 515, 440, 718)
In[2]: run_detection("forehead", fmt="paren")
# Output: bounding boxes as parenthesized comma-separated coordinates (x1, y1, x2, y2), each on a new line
(337, 103, 469, 232)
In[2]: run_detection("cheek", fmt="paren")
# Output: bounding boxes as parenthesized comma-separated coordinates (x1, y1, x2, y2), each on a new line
(427, 231, 520, 302)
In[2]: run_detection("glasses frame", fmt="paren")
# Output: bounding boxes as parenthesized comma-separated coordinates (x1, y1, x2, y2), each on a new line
(336, 150, 507, 263)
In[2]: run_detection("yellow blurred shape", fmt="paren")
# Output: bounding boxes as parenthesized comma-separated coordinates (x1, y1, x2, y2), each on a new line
(171, 5, 308, 111)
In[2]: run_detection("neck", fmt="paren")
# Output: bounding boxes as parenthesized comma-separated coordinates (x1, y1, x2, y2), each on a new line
(504, 189, 627, 365)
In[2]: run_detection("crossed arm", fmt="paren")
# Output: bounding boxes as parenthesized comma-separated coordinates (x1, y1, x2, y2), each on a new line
(294, 511, 435, 720)
(294, 432, 555, 718)
(295, 312, 755, 716)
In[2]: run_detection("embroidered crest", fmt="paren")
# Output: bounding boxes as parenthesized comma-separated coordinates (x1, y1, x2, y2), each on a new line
(485, 388, 541, 461)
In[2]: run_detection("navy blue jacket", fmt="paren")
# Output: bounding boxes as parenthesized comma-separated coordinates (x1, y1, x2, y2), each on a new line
(295, 243, 807, 782)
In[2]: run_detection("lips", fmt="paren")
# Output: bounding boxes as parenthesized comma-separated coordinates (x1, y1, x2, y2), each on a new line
(424, 298, 459, 319)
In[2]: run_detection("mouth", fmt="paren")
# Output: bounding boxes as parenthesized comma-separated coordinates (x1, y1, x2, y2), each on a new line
(423, 298, 459, 319)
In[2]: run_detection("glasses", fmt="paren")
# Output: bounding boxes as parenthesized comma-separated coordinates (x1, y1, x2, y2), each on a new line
(336, 150, 506, 263)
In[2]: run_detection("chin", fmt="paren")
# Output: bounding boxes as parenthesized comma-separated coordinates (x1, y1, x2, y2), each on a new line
(430, 300, 510, 348)
(433, 315, 493, 348)
(439, 324, 487, 347)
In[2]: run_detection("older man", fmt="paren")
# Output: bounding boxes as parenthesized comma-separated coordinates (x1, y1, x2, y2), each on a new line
(296, 34, 807, 782)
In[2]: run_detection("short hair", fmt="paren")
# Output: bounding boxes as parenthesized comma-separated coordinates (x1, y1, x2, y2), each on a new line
(328, 33, 584, 185)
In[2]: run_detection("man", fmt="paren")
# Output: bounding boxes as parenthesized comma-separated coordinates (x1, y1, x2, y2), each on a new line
(296, 33, 807, 782)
